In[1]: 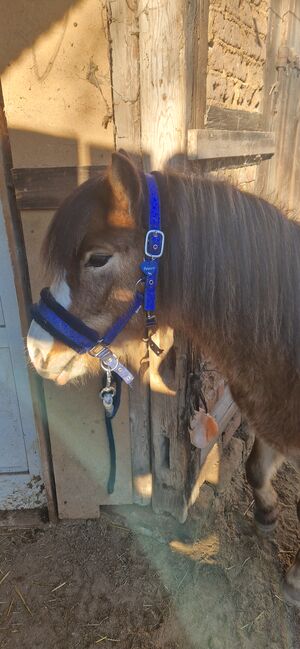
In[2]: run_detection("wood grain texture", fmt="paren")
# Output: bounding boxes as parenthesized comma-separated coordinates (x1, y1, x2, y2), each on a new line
(108, 1, 150, 504)
(272, 0, 300, 210)
(125, 344, 151, 506)
(186, 0, 209, 129)
(205, 106, 264, 132)
(138, 0, 196, 520)
(149, 329, 191, 522)
(108, 0, 141, 154)
(255, 0, 300, 211)
(255, 0, 283, 198)
(188, 129, 275, 160)
(139, 0, 186, 168)
(12, 165, 107, 210)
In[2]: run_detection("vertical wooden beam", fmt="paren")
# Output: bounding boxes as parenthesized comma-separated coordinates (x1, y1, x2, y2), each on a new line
(107, 1, 151, 505)
(186, 0, 210, 130)
(255, 0, 283, 198)
(256, 0, 300, 210)
(107, 0, 141, 154)
(138, 0, 211, 520)
(279, 1, 300, 211)
(139, 0, 187, 169)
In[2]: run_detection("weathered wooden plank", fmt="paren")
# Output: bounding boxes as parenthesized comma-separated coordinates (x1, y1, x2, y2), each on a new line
(255, 0, 283, 197)
(12, 165, 107, 210)
(211, 386, 238, 434)
(188, 129, 275, 160)
(186, 0, 209, 129)
(205, 106, 264, 132)
(139, 0, 187, 169)
(108, 0, 150, 504)
(257, 0, 300, 211)
(138, 0, 195, 520)
(187, 388, 240, 508)
(108, 0, 141, 155)
(149, 329, 192, 522)
(125, 344, 151, 506)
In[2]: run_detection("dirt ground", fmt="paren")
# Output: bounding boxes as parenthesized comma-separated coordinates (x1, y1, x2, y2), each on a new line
(0, 427, 300, 649)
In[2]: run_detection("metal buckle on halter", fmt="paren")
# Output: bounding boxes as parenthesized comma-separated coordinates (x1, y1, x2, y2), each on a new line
(88, 340, 105, 358)
(89, 343, 134, 385)
(144, 230, 165, 258)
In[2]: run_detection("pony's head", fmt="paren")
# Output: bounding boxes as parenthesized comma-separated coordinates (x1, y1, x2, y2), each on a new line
(27, 152, 147, 384)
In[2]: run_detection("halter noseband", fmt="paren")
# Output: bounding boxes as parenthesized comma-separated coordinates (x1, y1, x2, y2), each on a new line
(31, 173, 164, 385)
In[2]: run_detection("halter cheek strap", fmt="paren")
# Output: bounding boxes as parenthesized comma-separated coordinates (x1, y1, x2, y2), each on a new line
(142, 173, 164, 315)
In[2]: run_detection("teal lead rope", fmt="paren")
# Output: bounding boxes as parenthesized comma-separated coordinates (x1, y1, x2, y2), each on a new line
(100, 370, 122, 494)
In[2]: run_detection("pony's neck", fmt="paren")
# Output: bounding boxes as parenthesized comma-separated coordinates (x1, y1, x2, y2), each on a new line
(154, 169, 300, 366)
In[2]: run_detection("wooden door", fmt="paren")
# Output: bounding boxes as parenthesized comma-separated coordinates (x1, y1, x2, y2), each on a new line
(0, 198, 44, 508)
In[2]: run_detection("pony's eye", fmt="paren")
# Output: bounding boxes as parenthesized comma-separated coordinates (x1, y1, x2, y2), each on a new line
(85, 254, 112, 268)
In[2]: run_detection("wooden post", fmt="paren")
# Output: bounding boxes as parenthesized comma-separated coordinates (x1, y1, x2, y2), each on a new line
(256, 0, 300, 210)
(106, 0, 141, 155)
(186, 0, 210, 130)
(107, 1, 151, 505)
(138, 0, 211, 520)
(108, 0, 242, 520)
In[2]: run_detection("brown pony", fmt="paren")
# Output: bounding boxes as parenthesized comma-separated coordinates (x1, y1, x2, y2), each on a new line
(27, 152, 300, 606)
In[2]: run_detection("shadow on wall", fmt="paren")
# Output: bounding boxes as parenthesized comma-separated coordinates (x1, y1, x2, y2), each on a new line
(0, 0, 83, 75)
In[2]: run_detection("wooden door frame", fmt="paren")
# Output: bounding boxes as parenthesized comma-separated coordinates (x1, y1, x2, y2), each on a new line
(0, 82, 57, 520)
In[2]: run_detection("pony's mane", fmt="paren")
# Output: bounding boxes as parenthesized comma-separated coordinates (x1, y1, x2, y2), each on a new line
(155, 171, 300, 365)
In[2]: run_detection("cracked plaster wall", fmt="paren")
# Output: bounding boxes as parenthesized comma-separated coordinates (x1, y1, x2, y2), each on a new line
(207, 0, 269, 113)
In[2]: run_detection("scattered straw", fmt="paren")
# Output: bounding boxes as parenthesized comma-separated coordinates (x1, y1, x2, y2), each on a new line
(240, 556, 251, 570)
(96, 638, 120, 644)
(51, 582, 67, 593)
(240, 610, 265, 630)
(14, 586, 33, 616)
(243, 500, 254, 517)
(274, 593, 284, 602)
(0, 572, 10, 586)
(5, 598, 14, 619)
(85, 617, 109, 627)
(108, 523, 131, 533)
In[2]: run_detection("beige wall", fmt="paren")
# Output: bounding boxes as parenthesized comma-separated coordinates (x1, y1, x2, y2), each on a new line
(1, 0, 113, 168)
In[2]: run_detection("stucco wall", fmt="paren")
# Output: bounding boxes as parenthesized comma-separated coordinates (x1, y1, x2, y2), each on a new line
(207, 0, 269, 112)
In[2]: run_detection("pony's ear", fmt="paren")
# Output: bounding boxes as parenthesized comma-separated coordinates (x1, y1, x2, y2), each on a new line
(117, 148, 131, 160)
(108, 151, 142, 227)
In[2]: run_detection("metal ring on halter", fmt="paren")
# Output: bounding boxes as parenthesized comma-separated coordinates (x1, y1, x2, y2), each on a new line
(100, 354, 119, 372)
(100, 385, 116, 398)
(135, 278, 145, 289)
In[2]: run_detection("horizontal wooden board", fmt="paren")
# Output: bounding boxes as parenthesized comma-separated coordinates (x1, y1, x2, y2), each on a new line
(12, 165, 107, 210)
(188, 129, 275, 160)
(211, 386, 238, 433)
(205, 106, 264, 131)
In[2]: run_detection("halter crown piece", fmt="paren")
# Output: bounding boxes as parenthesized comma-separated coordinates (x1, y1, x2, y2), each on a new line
(31, 173, 164, 385)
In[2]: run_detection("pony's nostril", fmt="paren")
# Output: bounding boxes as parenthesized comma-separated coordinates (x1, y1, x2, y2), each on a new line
(33, 347, 41, 361)
(31, 346, 48, 369)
